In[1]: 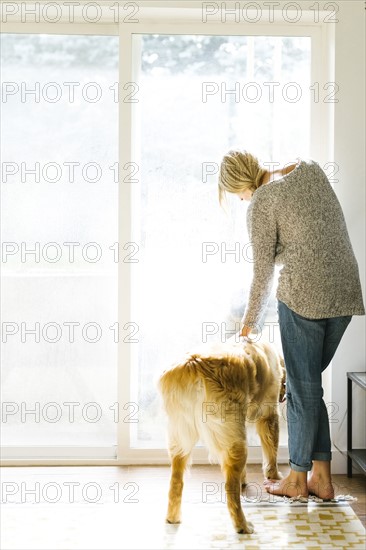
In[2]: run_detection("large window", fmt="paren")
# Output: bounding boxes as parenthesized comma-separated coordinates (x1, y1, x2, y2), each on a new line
(0, 10, 326, 463)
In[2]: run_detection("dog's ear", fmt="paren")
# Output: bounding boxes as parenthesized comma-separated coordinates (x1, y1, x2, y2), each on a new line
(279, 356, 286, 403)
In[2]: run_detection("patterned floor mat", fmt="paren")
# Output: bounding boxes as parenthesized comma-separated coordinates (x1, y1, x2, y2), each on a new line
(1, 498, 365, 549)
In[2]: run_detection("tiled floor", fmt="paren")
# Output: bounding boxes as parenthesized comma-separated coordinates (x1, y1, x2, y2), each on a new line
(1, 465, 365, 549)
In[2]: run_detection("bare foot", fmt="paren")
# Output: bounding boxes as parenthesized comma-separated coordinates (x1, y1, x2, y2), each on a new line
(307, 476, 334, 500)
(264, 474, 309, 498)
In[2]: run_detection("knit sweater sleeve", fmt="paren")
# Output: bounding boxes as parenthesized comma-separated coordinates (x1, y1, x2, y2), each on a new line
(241, 190, 277, 328)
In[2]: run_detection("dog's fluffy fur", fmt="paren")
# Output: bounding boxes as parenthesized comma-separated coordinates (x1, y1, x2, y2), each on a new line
(158, 340, 286, 534)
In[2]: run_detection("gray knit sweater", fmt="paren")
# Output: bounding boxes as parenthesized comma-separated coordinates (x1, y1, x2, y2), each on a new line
(241, 159, 365, 327)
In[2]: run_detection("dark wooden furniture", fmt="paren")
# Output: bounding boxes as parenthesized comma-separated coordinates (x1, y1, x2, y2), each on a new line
(347, 372, 366, 477)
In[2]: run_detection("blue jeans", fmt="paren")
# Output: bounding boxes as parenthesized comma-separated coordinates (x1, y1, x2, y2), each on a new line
(277, 300, 352, 472)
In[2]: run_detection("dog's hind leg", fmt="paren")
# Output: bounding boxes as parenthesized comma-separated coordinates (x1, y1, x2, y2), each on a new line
(165, 418, 198, 524)
(166, 452, 192, 524)
(222, 440, 254, 534)
(256, 412, 282, 480)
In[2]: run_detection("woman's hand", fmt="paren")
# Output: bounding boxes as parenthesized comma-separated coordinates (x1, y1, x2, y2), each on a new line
(240, 325, 252, 338)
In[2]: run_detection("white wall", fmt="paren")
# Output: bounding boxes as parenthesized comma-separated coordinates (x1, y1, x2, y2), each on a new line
(331, 1, 366, 473)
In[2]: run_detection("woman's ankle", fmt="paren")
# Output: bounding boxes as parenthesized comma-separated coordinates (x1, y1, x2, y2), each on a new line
(310, 460, 332, 480)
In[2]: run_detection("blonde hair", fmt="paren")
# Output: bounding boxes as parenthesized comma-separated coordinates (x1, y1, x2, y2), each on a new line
(218, 150, 267, 206)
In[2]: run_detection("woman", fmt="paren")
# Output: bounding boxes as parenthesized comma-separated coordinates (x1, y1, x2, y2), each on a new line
(218, 150, 365, 499)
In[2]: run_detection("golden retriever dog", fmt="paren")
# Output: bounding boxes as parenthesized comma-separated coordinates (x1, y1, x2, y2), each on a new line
(158, 339, 286, 534)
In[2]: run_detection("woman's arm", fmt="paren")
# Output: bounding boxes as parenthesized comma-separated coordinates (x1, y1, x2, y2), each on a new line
(241, 191, 278, 332)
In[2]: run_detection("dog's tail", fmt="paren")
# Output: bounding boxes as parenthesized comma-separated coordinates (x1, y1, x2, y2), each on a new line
(158, 354, 208, 457)
(158, 353, 206, 411)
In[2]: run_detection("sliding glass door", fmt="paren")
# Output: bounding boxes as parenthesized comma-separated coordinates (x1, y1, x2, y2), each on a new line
(1, 21, 318, 462)
(129, 34, 311, 450)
